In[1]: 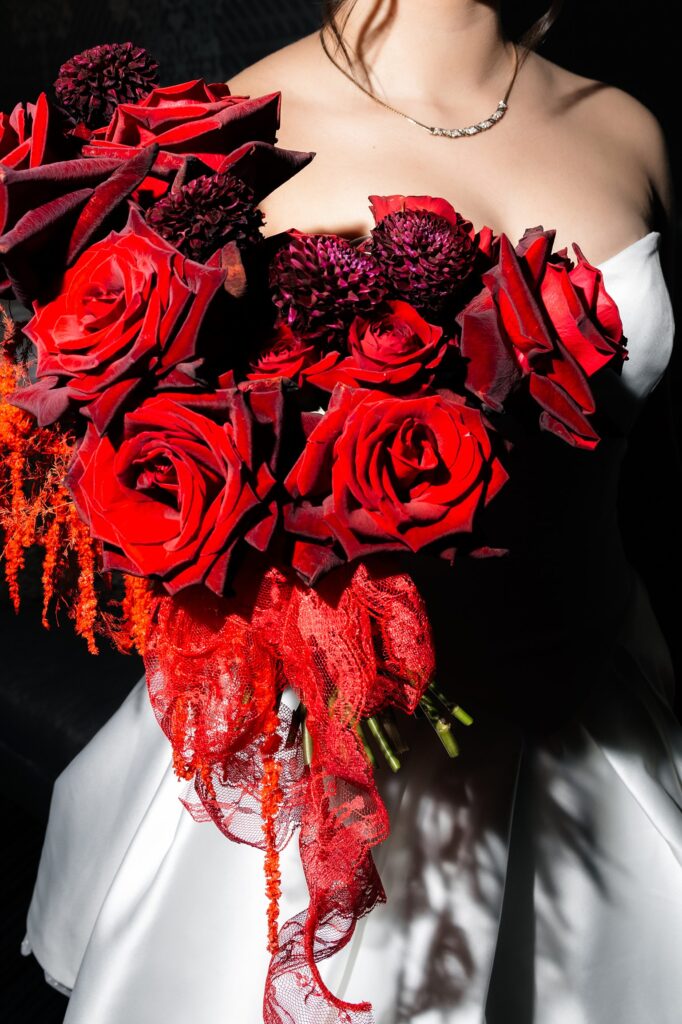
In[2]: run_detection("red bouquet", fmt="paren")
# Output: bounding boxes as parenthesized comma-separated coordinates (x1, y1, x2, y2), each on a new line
(0, 43, 627, 1024)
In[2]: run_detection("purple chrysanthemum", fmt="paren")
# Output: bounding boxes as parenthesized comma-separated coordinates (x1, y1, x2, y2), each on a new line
(54, 42, 159, 129)
(370, 209, 478, 313)
(270, 234, 388, 344)
(145, 172, 264, 262)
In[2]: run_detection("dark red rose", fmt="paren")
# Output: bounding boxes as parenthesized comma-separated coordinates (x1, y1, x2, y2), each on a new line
(67, 384, 283, 594)
(0, 147, 157, 304)
(0, 94, 50, 169)
(458, 229, 626, 448)
(309, 299, 446, 392)
(550, 241, 625, 373)
(473, 223, 499, 271)
(284, 384, 508, 583)
(14, 206, 225, 431)
(85, 80, 264, 163)
(247, 322, 341, 386)
(80, 80, 314, 205)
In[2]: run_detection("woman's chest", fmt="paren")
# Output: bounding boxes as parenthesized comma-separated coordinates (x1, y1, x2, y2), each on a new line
(261, 99, 651, 266)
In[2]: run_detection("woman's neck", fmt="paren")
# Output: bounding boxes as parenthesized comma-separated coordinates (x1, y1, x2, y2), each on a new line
(330, 0, 511, 108)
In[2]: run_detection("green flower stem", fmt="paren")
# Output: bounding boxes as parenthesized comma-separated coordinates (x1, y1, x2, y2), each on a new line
(427, 681, 474, 727)
(435, 719, 460, 758)
(365, 716, 402, 772)
(302, 716, 314, 766)
(380, 709, 410, 755)
(451, 704, 474, 727)
(355, 720, 376, 767)
(418, 693, 460, 758)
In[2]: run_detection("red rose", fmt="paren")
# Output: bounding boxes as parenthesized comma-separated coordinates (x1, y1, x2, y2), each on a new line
(14, 206, 225, 431)
(550, 241, 625, 373)
(85, 80, 271, 164)
(79, 79, 314, 209)
(284, 385, 508, 583)
(0, 94, 50, 169)
(458, 229, 626, 448)
(246, 322, 341, 386)
(0, 147, 157, 304)
(67, 384, 283, 594)
(80, 81, 294, 197)
(309, 299, 446, 392)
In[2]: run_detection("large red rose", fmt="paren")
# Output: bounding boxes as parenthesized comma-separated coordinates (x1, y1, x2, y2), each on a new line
(79, 79, 314, 209)
(80, 80, 314, 204)
(284, 384, 508, 583)
(308, 299, 446, 392)
(457, 229, 626, 448)
(0, 147, 158, 304)
(84, 80, 276, 165)
(0, 94, 51, 169)
(14, 205, 225, 431)
(67, 384, 283, 594)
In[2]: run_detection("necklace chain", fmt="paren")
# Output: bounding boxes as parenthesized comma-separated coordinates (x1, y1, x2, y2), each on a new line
(318, 29, 520, 139)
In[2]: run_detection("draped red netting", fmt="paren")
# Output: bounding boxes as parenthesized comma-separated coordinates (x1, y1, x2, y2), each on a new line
(144, 557, 435, 1023)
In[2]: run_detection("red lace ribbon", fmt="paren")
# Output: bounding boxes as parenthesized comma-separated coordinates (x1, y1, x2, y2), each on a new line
(144, 557, 435, 1023)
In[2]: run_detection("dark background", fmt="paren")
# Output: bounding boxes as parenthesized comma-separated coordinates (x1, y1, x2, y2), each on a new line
(0, 0, 679, 193)
(0, 3, 678, 1021)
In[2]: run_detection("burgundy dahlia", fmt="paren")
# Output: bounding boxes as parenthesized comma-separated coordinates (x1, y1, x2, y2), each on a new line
(145, 171, 264, 262)
(370, 208, 478, 313)
(54, 42, 160, 129)
(270, 233, 388, 344)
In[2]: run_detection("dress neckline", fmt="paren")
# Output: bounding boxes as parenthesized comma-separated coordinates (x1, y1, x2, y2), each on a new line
(596, 230, 660, 270)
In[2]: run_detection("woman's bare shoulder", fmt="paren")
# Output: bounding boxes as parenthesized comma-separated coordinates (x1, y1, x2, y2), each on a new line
(532, 52, 673, 223)
(226, 31, 326, 102)
(592, 80, 673, 222)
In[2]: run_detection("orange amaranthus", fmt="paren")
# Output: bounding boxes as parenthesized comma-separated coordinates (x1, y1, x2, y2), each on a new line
(0, 306, 152, 655)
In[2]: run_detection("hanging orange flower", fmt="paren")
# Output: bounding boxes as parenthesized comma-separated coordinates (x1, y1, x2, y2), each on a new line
(1, 307, 107, 649)
(120, 574, 156, 655)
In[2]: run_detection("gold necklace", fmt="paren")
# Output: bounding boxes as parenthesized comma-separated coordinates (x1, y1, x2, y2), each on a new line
(319, 29, 520, 139)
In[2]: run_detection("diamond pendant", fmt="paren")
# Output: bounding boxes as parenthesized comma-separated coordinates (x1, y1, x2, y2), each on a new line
(426, 100, 508, 138)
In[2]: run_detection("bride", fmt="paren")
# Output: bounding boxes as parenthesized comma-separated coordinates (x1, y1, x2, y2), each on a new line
(23, 2, 682, 1022)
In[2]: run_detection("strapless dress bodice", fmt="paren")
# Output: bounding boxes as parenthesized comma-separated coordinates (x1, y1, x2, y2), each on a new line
(404, 230, 676, 730)
(598, 230, 674, 400)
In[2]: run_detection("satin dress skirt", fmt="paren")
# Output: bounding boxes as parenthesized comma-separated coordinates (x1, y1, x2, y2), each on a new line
(23, 570, 682, 1024)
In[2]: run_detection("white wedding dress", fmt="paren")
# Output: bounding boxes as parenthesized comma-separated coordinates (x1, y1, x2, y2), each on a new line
(22, 229, 682, 1024)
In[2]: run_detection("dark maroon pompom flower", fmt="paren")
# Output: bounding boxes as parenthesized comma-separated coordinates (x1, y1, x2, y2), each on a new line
(145, 170, 264, 262)
(54, 42, 160, 130)
(369, 197, 479, 313)
(269, 232, 388, 345)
